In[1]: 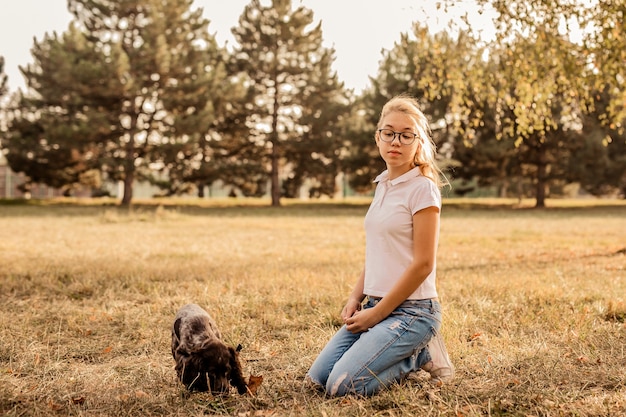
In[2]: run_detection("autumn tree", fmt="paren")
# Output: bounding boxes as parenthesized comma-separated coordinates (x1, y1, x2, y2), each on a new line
(576, 0, 626, 197)
(230, 0, 348, 206)
(351, 25, 479, 192)
(489, 28, 587, 206)
(470, 0, 624, 205)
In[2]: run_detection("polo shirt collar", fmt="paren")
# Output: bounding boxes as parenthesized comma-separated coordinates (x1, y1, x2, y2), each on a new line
(373, 166, 422, 185)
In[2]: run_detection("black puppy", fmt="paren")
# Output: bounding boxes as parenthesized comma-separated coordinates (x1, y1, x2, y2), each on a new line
(171, 303, 247, 394)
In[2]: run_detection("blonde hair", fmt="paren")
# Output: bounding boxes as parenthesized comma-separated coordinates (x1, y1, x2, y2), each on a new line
(377, 94, 448, 189)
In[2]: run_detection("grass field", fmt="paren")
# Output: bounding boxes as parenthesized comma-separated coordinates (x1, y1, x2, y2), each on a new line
(0, 198, 625, 416)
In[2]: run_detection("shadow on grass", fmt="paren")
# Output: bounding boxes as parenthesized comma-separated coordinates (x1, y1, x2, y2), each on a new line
(1, 197, 625, 218)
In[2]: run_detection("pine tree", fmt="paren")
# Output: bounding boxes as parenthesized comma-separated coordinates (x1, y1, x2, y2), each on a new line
(67, 0, 229, 205)
(0, 56, 7, 99)
(4, 0, 227, 204)
(230, 0, 348, 206)
(4, 27, 123, 195)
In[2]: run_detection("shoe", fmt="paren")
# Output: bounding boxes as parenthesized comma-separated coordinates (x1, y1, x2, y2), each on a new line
(422, 331, 455, 384)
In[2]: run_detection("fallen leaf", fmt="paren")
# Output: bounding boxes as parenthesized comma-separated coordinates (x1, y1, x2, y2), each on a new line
(71, 396, 85, 405)
(507, 378, 521, 388)
(247, 374, 263, 395)
(47, 399, 63, 411)
(102, 346, 112, 354)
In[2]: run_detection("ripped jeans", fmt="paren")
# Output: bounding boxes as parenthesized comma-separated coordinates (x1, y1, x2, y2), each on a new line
(306, 297, 441, 396)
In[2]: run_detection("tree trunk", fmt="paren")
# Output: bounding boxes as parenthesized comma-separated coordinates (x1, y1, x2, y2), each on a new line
(270, 89, 281, 207)
(121, 169, 134, 206)
(121, 141, 135, 206)
(271, 141, 280, 206)
(498, 180, 509, 198)
(535, 148, 547, 208)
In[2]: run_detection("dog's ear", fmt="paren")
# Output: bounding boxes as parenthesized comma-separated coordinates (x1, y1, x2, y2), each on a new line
(236, 344, 243, 352)
(228, 346, 248, 394)
(172, 318, 184, 358)
(173, 318, 183, 340)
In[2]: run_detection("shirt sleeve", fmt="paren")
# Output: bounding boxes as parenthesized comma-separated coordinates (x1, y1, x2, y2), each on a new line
(409, 178, 441, 215)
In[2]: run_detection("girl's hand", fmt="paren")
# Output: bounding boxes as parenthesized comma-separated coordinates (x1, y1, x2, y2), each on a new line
(340, 298, 362, 323)
(345, 307, 383, 334)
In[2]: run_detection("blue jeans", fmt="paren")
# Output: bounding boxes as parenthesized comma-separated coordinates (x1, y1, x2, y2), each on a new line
(306, 297, 441, 396)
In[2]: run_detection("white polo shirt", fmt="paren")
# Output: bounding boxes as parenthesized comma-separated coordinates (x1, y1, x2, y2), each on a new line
(363, 167, 441, 300)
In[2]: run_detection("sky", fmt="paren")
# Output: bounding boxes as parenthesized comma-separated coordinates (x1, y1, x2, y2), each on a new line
(0, 0, 494, 94)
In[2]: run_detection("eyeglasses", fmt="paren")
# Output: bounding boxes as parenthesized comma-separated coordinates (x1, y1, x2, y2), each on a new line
(377, 129, 418, 145)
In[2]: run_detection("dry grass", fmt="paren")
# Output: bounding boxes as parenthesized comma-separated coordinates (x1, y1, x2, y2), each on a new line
(0, 198, 625, 416)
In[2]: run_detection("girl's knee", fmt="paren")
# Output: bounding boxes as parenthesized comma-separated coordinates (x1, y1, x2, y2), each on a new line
(326, 372, 351, 396)
(326, 372, 375, 397)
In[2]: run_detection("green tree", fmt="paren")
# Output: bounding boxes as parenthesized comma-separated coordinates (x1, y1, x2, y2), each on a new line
(230, 0, 348, 206)
(202, 72, 269, 198)
(4, 27, 122, 195)
(4, 0, 226, 204)
(321, 93, 381, 195)
(281, 49, 349, 199)
(64, 0, 226, 205)
(569, 87, 626, 197)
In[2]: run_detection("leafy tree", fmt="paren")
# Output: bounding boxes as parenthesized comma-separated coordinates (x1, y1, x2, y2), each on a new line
(568, 87, 626, 197)
(4, 27, 122, 195)
(574, 0, 626, 197)
(60, 0, 226, 205)
(353, 25, 479, 192)
(230, 0, 348, 206)
(4, 0, 226, 204)
(579, 0, 626, 128)
(327, 96, 382, 195)
(281, 50, 349, 199)
(487, 28, 586, 206)
(470, 0, 626, 205)
(202, 71, 269, 198)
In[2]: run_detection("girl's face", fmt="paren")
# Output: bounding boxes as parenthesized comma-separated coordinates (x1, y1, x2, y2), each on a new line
(375, 111, 420, 177)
